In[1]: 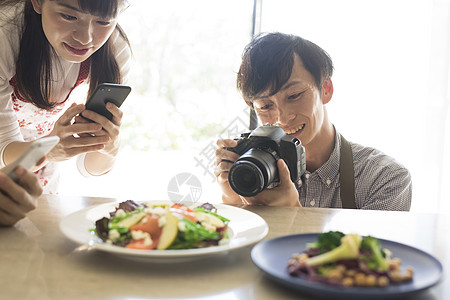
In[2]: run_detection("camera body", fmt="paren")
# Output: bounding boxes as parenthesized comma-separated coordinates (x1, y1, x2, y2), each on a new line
(227, 124, 306, 197)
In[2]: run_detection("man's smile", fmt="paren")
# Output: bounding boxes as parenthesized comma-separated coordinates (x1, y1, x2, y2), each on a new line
(284, 123, 305, 135)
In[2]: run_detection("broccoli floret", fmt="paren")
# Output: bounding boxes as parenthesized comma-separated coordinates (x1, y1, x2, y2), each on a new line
(307, 231, 345, 251)
(360, 236, 388, 271)
(305, 234, 362, 267)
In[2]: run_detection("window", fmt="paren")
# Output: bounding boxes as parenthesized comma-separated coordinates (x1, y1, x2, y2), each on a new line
(60, 0, 450, 213)
(258, 0, 450, 212)
(60, 1, 254, 203)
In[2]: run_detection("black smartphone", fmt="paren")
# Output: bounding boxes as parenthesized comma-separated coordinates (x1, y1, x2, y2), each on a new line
(85, 83, 131, 120)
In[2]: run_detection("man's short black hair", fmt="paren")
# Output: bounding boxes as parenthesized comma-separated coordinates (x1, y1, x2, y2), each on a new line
(237, 32, 334, 107)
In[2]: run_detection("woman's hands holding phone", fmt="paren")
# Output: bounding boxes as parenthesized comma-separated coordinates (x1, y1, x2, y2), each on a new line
(46, 103, 108, 162)
(46, 102, 123, 175)
(78, 101, 123, 157)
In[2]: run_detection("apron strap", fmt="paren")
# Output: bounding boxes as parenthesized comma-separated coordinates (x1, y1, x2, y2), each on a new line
(339, 134, 356, 209)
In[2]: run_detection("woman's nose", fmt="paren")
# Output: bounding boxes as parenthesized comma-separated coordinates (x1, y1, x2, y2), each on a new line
(72, 23, 93, 45)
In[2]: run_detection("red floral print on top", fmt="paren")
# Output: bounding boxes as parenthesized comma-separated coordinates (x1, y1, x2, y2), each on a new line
(8, 60, 90, 193)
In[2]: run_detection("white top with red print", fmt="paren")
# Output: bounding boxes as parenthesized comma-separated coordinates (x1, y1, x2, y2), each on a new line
(0, 2, 131, 193)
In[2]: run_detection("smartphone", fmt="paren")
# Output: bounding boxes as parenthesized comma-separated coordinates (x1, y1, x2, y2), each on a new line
(3, 136, 60, 181)
(85, 83, 131, 120)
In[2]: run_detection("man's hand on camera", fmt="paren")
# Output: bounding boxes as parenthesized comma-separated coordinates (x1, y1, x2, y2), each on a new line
(214, 139, 244, 205)
(242, 159, 301, 207)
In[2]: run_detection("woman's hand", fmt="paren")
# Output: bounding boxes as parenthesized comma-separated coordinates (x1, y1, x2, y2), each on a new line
(0, 166, 43, 226)
(46, 103, 108, 162)
(78, 102, 123, 157)
(74, 102, 123, 176)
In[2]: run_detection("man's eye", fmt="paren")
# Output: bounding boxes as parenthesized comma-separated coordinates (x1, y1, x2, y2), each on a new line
(288, 92, 303, 100)
(257, 104, 271, 110)
(60, 13, 76, 21)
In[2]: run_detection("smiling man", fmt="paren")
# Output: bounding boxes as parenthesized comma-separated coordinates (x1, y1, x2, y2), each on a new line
(214, 32, 412, 210)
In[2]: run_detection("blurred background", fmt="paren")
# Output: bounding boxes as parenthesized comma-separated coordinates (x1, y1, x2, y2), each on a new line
(60, 0, 450, 214)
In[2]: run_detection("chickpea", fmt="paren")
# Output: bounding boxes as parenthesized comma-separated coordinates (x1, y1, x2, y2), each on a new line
(389, 258, 402, 270)
(299, 253, 309, 262)
(404, 267, 414, 280)
(294, 253, 308, 263)
(345, 269, 357, 277)
(377, 276, 389, 287)
(390, 270, 403, 283)
(336, 264, 347, 273)
(327, 269, 344, 280)
(354, 273, 367, 286)
(365, 274, 377, 287)
(342, 277, 355, 287)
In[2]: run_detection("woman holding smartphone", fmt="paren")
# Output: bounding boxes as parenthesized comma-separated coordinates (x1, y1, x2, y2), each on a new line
(0, 0, 132, 193)
(0, 166, 43, 226)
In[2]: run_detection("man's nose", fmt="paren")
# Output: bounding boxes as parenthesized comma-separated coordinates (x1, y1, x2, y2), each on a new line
(275, 107, 295, 125)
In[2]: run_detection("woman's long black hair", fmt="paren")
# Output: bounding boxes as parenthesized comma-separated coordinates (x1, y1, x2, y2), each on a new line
(14, 0, 130, 109)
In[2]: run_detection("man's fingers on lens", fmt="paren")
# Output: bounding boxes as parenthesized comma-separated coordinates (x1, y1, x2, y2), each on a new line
(216, 161, 234, 174)
(216, 138, 237, 148)
(278, 159, 291, 183)
(213, 163, 221, 176)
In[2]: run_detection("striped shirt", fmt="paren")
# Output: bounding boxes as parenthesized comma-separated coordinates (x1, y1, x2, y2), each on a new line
(297, 131, 412, 211)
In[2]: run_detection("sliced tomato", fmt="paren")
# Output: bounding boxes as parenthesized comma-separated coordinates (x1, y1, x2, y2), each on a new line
(169, 206, 198, 223)
(170, 203, 194, 212)
(130, 214, 162, 240)
(126, 238, 154, 250)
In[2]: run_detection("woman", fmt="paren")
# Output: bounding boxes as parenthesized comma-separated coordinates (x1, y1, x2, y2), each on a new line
(0, 0, 132, 193)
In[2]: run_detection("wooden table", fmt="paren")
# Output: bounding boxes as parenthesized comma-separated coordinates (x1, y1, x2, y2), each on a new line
(0, 195, 448, 300)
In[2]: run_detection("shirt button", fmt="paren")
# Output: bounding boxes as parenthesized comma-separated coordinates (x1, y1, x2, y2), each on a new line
(310, 199, 316, 206)
(326, 179, 331, 186)
(305, 173, 310, 179)
(297, 180, 302, 186)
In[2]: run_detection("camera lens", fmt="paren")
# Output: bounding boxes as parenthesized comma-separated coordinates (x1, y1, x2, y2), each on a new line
(228, 148, 278, 197)
(229, 161, 264, 196)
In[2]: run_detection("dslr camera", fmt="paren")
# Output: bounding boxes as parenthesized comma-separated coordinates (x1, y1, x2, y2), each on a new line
(227, 124, 306, 197)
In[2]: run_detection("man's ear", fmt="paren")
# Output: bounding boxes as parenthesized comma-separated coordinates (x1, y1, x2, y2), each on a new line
(321, 78, 333, 104)
(31, 0, 42, 14)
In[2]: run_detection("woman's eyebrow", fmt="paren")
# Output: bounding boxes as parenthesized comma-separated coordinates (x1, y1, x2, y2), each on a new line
(57, 3, 83, 13)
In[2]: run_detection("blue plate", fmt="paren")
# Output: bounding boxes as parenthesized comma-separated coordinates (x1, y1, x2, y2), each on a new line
(251, 233, 443, 300)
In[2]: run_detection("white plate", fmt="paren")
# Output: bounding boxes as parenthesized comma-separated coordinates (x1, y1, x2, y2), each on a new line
(60, 200, 268, 262)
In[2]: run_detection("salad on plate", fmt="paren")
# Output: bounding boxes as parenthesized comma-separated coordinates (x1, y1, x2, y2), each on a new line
(92, 200, 230, 250)
(287, 231, 414, 288)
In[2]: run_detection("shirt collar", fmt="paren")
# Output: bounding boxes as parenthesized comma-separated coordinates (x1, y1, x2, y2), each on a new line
(307, 128, 341, 186)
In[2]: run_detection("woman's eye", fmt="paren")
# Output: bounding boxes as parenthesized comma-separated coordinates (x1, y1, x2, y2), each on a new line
(97, 20, 111, 26)
(60, 13, 76, 21)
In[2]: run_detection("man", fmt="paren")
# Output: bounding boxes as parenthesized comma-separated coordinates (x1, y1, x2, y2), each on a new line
(214, 32, 411, 210)
(0, 166, 43, 226)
